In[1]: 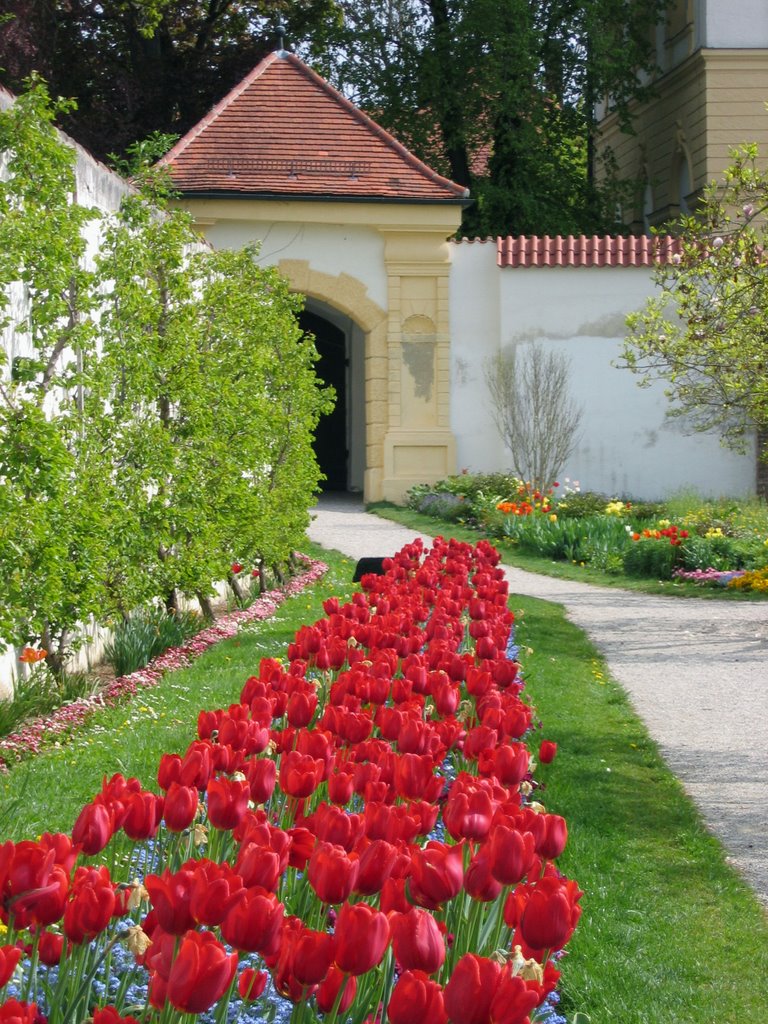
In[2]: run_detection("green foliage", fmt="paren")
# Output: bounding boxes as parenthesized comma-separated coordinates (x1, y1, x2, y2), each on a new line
(622, 538, 680, 579)
(103, 606, 202, 678)
(0, 79, 331, 669)
(0, 2, 339, 162)
(623, 144, 768, 471)
(401, 472, 768, 583)
(319, 0, 672, 236)
(0, 79, 107, 669)
(554, 491, 615, 519)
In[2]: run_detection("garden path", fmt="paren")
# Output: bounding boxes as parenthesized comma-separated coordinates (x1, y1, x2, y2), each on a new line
(308, 494, 768, 908)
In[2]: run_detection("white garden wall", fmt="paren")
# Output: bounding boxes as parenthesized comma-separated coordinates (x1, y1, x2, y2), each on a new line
(449, 239, 756, 499)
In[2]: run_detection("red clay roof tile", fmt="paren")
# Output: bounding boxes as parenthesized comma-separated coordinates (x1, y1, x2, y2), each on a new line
(160, 51, 469, 204)
(496, 233, 682, 267)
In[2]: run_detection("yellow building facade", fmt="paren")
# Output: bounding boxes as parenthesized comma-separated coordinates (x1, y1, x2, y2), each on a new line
(597, 0, 768, 229)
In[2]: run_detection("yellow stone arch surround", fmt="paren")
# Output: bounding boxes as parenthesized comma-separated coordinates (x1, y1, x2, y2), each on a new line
(278, 237, 457, 504)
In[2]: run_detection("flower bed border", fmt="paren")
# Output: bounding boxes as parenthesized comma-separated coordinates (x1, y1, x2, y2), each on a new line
(0, 557, 328, 771)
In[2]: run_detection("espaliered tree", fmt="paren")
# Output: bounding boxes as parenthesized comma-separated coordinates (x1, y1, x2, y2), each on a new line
(0, 81, 332, 670)
(90, 167, 333, 618)
(0, 79, 110, 674)
(622, 144, 768, 497)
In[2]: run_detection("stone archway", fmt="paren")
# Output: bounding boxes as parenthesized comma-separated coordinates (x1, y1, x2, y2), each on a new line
(278, 259, 388, 501)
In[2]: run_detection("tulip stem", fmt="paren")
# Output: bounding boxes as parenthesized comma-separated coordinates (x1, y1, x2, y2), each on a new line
(324, 971, 351, 1024)
(21, 929, 40, 1005)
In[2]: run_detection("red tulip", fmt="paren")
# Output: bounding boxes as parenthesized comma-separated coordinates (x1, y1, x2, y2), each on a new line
(71, 801, 113, 856)
(145, 866, 196, 935)
(157, 753, 182, 790)
(443, 953, 501, 1024)
(538, 740, 557, 764)
(93, 1009, 141, 1024)
(206, 776, 250, 831)
(0, 1000, 43, 1024)
(387, 970, 447, 1024)
(464, 845, 503, 902)
(220, 886, 284, 955)
(293, 927, 335, 986)
(488, 826, 536, 886)
(287, 689, 318, 728)
(327, 765, 355, 805)
(37, 930, 64, 966)
(243, 758, 277, 805)
(279, 750, 324, 798)
(394, 753, 443, 802)
(122, 791, 163, 841)
(308, 842, 359, 905)
(235, 841, 284, 892)
(311, 804, 363, 852)
(333, 901, 390, 975)
(489, 968, 540, 1024)
(179, 741, 215, 790)
(389, 908, 445, 974)
(63, 866, 117, 944)
(316, 965, 357, 1014)
(238, 968, 268, 1002)
(409, 841, 464, 910)
(354, 838, 399, 896)
(1, 841, 69, 929)
(163, 783, 199, 832)
(537, 814, 568, 861)
(189, 860, 244, 927)
(518, 876, 583, 952)
(0, 945, 22, 986)
(444, 785, 495, 842)
(165, 929, 238, 1014)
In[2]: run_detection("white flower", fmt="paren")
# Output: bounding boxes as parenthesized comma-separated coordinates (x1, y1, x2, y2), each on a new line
(743, 203, 754, 217)
(712, 236, 724, 248)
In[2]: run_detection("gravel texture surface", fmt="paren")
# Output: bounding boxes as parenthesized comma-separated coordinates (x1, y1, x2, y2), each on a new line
(308, 495, 768, 907)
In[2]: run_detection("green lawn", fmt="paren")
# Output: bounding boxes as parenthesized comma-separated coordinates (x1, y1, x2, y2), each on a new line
(1, 538, 766, 1023)
(0, 544, 357, 838)
(513, 595, 768, 1022)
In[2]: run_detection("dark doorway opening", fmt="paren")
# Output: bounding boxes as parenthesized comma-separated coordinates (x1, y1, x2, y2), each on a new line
(300, 309, 348, 491)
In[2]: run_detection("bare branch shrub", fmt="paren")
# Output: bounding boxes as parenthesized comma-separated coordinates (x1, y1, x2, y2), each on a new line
(484, 343, 583, 489)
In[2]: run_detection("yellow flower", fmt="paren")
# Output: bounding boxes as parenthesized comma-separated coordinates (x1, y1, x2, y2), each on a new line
(549, 513, 558, 522)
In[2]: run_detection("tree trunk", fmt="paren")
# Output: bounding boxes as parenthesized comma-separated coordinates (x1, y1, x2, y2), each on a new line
(228, 573, 249, 607)
(756, 427, 768, 499)
(196, 591, 215, 621)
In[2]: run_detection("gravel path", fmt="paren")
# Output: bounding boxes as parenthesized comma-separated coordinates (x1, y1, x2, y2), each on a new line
(308, 495, 768, 907)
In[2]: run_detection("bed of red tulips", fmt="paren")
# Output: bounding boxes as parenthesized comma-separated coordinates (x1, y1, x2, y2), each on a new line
(0, 537, 582, 1024)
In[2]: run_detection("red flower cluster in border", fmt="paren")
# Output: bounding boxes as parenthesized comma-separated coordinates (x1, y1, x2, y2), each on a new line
(0, 539, 581, 1024)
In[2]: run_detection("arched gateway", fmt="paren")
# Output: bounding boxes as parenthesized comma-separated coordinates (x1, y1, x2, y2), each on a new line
(161, 46, 468, 502)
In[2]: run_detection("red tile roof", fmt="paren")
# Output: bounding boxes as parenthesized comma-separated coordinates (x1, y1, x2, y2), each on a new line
(160, 51, 469, 204)
(497, 234, 682, 267)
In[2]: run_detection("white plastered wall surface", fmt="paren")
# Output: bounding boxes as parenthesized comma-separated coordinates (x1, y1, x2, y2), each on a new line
(449, 240, 755, 499)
